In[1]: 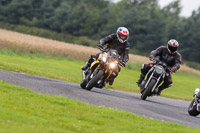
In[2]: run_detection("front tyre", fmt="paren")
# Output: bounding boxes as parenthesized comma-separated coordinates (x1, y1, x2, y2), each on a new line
(80, 79, 87, 89)
(141, 79, 156, 100)
(85, 70, 104, 91)
(188, 99, 200, 116)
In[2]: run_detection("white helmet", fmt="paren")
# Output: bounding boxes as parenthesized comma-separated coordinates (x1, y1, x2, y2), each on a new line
(116, 27, 129, 43)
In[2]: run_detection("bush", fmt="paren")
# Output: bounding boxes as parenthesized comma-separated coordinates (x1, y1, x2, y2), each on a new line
(185, 61, 200, 71)
(74, 36, 98, 47)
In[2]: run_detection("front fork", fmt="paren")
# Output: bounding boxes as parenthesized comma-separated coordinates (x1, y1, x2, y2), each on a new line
(142, 70, 163, 93)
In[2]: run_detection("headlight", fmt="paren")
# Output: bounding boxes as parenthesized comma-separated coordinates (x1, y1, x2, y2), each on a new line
(155, 65, 164, 74)
(102, 57, 107, 62)
(110, 63, 117, 69)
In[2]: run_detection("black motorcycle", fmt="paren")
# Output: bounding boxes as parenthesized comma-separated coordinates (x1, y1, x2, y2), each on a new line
(140, 59, 172, 100)
(80, 48, 124, 91)
(188, 88, 200, 116)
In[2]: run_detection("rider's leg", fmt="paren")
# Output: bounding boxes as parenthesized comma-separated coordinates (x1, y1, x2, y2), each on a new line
(156, 73, 173, 95)
(109, 67, 121, 85)
(136, 63, 152, 84)
(81, 53, 100, 70)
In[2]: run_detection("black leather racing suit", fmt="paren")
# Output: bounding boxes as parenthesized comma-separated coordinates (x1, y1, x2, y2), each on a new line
(98, 33, 130, 63)
(88, 33, 130, 65)
(141, 46, 182, 90)
(87, 33, 130, 83)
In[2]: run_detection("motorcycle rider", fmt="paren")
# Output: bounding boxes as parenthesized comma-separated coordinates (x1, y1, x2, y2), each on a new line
(81, 27, 130, 85)
(194, 88, 200, 97)
(136, 39, 182, 95)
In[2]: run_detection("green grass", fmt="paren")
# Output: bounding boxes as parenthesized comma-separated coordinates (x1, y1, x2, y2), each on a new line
(0, 80, 200, 133)
(0, 49, 199, 100)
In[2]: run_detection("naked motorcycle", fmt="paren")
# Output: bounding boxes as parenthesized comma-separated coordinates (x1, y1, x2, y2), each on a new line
(80, 48, 124, 91)
(140, 60, 172, 100)
(188, 88, 200, 116)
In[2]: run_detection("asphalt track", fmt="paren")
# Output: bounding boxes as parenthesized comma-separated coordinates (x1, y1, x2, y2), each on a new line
(0, 69, 199, 128)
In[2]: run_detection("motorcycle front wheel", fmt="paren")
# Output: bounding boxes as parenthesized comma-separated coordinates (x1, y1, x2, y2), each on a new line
(188, 99, 200, 116)
(141, 79, 156, 100)
(85, 70, 104, 91)
(80, 79, 87, 89)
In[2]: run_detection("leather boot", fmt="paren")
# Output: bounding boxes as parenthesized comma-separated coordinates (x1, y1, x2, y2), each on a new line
(156, 85, 166, 96)
(81, 57, 94, 70)
(136, 74, 145, 84)
(81, 62, 90, 70)
(109, 79, 114, 85)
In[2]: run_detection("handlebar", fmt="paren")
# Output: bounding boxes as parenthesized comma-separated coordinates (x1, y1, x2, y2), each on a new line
(96, 45, 105, 52)
(96, 45, 125, 67)
(151, 59, 159, 63)
(152, 59, 173, 73)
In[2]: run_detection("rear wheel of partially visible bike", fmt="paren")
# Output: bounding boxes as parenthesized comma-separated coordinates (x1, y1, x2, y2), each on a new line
(141, 79, 156, 100)
(188, 99, 200, 116)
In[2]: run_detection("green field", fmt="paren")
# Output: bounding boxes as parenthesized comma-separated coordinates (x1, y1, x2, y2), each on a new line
(0, 49, 199, 100)
(0, 81, 199, 133)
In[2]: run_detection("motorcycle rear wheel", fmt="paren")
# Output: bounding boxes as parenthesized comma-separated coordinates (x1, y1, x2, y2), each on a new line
(188, 99, 200, 116)
(141, 79, 156, 100)
(85, 70, 104, 91)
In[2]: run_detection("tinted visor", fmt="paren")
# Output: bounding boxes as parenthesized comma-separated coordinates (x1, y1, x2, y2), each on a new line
(168, 45, 177, 52)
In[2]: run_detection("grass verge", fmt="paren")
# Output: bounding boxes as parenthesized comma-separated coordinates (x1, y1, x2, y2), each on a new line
(0, 49, 199, 101)
(0, 28, 200, 76)
(0, 80, 200, 133)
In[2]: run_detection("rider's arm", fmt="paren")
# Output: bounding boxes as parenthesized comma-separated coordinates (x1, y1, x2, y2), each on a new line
(172, 53, 182, 71)
(123, 42, 130, 63)
(98, 34, 115, 47)
(150, 46, 164, 58)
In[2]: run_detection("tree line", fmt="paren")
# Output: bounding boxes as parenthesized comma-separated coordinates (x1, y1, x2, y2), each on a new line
(0, 0, 200, 63)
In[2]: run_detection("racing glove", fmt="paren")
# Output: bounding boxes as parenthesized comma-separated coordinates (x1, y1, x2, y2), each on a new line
(149, 56, 155, 61)
(97, 44, 104, 51)
(171, 67, 176, 73)
(120, 61, 126, 67)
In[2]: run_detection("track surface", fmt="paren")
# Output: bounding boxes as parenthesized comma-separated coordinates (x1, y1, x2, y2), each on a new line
(0, 69, 199, 128)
